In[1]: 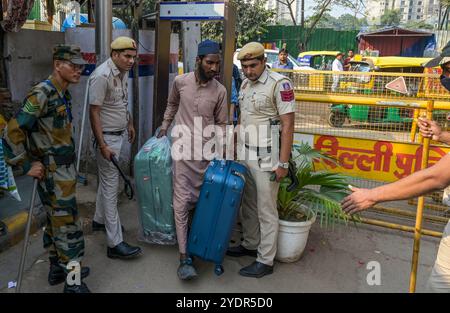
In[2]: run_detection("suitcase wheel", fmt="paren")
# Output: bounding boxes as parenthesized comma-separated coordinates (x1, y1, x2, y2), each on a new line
(214, 264, 224, 276)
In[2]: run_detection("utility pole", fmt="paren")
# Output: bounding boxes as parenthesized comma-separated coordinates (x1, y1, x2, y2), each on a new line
(95, 0, 112, 65)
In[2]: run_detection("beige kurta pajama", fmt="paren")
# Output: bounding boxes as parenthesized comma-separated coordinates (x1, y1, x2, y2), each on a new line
(161, 72, 228, 254)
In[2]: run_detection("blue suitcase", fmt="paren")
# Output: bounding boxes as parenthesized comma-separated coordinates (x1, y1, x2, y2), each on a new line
(187, 159, 247, 275)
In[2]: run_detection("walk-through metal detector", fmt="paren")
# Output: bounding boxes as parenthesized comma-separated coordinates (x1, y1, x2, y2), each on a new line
(153, 1, 236, 133)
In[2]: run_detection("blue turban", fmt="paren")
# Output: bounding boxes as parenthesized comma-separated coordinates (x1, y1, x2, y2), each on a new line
(197, 40, 221, 56)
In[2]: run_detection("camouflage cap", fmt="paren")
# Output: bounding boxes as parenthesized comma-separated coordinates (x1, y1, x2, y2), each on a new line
(53, 44, 87, 65)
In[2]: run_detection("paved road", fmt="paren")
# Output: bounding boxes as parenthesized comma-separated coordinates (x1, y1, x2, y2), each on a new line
(0, 175, 441, 293)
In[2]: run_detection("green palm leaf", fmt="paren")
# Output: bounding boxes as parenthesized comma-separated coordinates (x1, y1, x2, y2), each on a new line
(278, 142, 359, 227)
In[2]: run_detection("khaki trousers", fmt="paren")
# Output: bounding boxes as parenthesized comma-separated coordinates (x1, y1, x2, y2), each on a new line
(240, 149, 280, 266)
(94, 134, 124, 248)
(427, 220, 450, 292)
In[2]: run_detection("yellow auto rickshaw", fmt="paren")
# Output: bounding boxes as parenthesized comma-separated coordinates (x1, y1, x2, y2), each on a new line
(297, 51, 341, 70)
(328, 56, 440, 127)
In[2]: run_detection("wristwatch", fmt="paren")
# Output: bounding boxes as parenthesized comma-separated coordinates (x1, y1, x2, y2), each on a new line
(277, 161, 289, 169)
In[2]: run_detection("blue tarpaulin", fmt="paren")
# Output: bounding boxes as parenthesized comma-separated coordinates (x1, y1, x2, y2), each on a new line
(62, 13, 127, 32)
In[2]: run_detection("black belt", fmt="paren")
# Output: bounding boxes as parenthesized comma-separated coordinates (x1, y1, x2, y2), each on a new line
(42, 154, 76, 166)
(245, 144, 272, 156)
(103, 130, 125, 136)
(93, 130, 125, 149)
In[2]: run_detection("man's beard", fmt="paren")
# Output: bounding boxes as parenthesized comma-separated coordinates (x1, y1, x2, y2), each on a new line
(197, 63, 213, 82)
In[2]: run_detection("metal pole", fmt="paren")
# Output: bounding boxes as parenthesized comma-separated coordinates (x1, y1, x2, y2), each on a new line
(372, 206, 449, 225)
(76, 78, 91, 184)
(409, 109, 420, 143)
(221, 0, 236, 122)
(87, 0, 94, 23)
(95, 0, 112, 65)
(152, 3, 172, 135)
(408, 198, 450, 212)
(131, 3, 142, 172)
(16, 179, 38, 293)
(358, 216, 442, 238)
(409, 100, 434, 293)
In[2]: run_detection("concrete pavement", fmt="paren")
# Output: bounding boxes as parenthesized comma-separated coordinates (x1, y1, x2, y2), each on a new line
(0, 175, 441, 293)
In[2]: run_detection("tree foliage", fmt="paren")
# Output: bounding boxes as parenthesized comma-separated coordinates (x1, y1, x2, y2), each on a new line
(111, 0, 156, 28)
(313, 13, 367, 30)
(201, 0, 275, 47)
(275, 0, 298, 26)
(380, 9, 401, 27)
(403, 20, 434, 30)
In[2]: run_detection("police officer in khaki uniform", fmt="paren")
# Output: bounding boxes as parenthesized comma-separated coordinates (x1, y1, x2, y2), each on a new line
(227, 42, 295, 278)
(89, 37, 141, 259)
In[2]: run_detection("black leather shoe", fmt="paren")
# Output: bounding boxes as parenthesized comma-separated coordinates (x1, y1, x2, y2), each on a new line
(63, 281, 91, 293)
(226, 245, 257, 257)
(92, 220, 125, 232)
(0, 220, 6, 236)
(239, 261, 273, 278)
(107, 241, 142, 259)
(48, 263, 90, 286)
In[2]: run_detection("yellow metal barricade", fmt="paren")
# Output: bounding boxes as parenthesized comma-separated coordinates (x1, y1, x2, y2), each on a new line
(271, 68, 450, 292)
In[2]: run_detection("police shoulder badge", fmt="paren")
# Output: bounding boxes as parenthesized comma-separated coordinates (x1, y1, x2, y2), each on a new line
(280, 82, 294, 102)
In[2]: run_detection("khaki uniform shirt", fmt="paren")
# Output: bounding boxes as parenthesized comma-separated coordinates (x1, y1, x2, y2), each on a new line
(89, 58, 129, 132)
(238, 68, 296, 148)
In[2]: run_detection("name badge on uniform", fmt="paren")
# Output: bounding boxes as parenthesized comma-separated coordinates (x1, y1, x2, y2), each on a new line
(280, 82, 294, 102)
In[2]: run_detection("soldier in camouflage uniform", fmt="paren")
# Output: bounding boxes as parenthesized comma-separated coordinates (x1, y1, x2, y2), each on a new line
(2, 45, 91, 293)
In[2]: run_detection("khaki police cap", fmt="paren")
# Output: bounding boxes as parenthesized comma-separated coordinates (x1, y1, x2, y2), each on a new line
(111, 37, 137, 51)
(53, 44, 87, 65)
(237, 42, 265, 61)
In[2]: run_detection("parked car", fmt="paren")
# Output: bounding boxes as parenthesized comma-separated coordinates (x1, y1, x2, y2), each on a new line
(233, 49, 314, 71)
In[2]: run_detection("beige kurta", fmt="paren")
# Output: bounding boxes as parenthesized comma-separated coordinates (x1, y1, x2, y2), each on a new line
(161, 72, 228, 254)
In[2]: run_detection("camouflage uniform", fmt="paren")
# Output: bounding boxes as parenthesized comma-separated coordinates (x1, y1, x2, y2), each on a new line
(3, 74, 84, 267)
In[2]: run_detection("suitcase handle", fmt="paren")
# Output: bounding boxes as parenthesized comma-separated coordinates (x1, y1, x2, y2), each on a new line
(155, 187, 162, 213)
(231, 170, 246, 183)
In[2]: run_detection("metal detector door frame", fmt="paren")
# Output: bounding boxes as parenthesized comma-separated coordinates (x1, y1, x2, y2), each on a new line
(153, 1, 236, 133)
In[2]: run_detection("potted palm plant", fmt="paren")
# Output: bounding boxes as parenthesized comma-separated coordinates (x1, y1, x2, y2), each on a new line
(276, 142, 354, 263)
